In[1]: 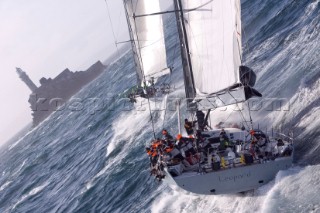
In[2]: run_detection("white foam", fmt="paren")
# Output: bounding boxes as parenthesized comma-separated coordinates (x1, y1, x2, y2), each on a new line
(261, 165, 320, 213)
(106, 109, 150, 157)
(8, 131, 34, 150)
(0, 181, 12, 192)
(11, 181, 49, 210)
(82, 107, 152, 194)
(11, 159, 27, 177)
(265, 77, 320, 133)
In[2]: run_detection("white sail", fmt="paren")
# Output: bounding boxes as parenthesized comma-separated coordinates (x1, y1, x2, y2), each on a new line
(181, 0, 242, 97)
(124, 0, 170, 83)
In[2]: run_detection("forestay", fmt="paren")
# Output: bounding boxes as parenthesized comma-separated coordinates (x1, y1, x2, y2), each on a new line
(124, 0, 170, 84)
(181, 0, 242, 97)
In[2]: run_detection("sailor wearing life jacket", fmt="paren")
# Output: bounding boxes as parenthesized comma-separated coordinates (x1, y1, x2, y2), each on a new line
(148, 139, 165, 164)
(165, 144, 184, 161)
(147, 140, 167, 180)
(146, 147, 158, 168)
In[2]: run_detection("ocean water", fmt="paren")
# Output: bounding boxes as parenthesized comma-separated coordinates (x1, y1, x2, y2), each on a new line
(1, 0, 320, 212)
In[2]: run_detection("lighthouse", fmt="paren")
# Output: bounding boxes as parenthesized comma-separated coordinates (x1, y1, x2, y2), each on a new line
(16, 67, 38, 92)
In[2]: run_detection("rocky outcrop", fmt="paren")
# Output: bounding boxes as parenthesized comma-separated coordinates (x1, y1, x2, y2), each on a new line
(28, 61, 106, 126)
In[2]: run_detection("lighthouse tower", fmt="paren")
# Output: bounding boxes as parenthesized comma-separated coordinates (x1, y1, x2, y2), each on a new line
(16, 67, 38, 92)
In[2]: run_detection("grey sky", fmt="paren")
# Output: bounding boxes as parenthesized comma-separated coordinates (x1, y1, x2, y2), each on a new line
(0, 0, 171, 144)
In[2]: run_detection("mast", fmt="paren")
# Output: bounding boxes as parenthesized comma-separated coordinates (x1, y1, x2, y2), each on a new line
(174, 0, 196, 109)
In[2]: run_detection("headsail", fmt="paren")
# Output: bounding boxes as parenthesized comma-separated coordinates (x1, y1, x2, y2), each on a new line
(124, 0, 170, 84)
(177, 0, 260, 108)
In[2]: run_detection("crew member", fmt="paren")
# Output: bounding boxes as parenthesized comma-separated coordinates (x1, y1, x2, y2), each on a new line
(219, 129, 229, 150)
(196, 110, 206, 131)
(176, 134, 196, 156)
(162, 129, 173, 142)
(212, 150, 221, 170)
(184, 119, 196, 136)
(195, 130, 205, 150)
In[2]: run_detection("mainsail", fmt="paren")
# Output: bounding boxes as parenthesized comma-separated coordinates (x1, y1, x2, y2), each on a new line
(175, 0, 260, 108)
(124, 0, 170, 84)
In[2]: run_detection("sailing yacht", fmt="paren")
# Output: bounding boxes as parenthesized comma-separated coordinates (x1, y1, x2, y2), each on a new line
(159, 0, 294, 195)
(123, 0, 172, 102)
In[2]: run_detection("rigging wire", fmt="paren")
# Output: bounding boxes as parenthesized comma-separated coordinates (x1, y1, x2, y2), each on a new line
(162, 96, 168, 130)
(169, 29, 180, 81)
(242, 108, 250, 129)
(221, 109, 235, 124)
(131, 1, 157, 139)
(161, 13, 181, 131)
(124, 1, 144, 80)
(237, 103, 251, 130)
(247, 101, 254, 130)
(147, 95, 157, 139)
(228, 91, 251, 130)
(115, 6, 124, 41)
(104, 0, 121, 58)
(161, 13, 186, 132)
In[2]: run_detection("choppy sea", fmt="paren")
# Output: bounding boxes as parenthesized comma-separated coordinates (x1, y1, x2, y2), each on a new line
(1, 0, 320, 212)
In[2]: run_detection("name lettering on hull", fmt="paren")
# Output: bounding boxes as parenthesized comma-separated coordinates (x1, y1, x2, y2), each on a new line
(219, 172, 251, 182)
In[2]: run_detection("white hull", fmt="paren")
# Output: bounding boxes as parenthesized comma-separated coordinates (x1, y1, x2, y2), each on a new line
(164, 156, 292, 195)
